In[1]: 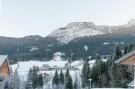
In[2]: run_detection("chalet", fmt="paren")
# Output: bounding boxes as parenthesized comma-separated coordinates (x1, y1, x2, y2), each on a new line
(0, 55, 10, 89)
(115, 50, 135, 88)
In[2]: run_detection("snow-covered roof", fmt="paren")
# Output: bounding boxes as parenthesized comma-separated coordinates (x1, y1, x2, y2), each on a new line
(115, 50, 135, 64)
(0, 55, 8, 66)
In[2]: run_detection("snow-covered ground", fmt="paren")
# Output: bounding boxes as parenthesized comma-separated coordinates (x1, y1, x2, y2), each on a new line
(10, 59, 108, 82)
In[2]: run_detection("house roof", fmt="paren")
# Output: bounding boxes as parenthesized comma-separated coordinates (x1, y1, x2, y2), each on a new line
(0, 55, 8, 66)
(115, 50, 135, 64)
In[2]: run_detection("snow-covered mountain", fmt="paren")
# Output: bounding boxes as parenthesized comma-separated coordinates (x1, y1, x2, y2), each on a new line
(49, 20, 135, 44)
(49, 22, 108, 44)
(1, 20, 135, 61)
(125, 19, 135, 27)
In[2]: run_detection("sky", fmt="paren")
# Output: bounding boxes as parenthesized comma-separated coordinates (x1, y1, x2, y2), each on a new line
(0, 0, 135, 37)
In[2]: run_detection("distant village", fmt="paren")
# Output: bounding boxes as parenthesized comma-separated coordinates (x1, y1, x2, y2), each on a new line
(0, 52, 110, 89)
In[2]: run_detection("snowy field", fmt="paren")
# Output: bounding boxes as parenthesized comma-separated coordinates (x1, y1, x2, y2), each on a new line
(10, 59, 107, 82)
(11, 59, 81, 81)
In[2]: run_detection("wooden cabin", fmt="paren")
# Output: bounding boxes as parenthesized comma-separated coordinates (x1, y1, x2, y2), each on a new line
(115, 50, 135, 65)
(0, 55, 10, 76)
(115, 50, 135, 88)
(0, 55, 10, 89)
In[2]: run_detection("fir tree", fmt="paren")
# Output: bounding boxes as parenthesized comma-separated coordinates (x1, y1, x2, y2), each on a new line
(90, 54, 105, 87)
(25, 66, 40, 89)
(110, 46, 128, 87)
(32, 66, 39, 89)
(81, 60, 90, 88)
(65, 68, 73, 89)
(59, 69, 64, 84)
(65, 68, 70, 79)
(13, 68, 20, 89)
(52, 70, 59, 85)
(38, 74, 43, 88)
(124, 46, 128, 55)
(25, 68, 33, 89)
(114, 46, 122, 60)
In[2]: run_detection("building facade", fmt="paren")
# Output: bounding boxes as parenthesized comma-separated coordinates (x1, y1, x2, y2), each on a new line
(0, 55, 10, 89)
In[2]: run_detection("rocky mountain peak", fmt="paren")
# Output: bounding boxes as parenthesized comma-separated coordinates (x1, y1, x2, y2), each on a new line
(126, 19, 135, 27)
(49, 19, 135, 44)
(66, 22, 96, 29)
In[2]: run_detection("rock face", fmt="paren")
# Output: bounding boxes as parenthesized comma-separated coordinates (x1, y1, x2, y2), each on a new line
(49, 20, 135, 44)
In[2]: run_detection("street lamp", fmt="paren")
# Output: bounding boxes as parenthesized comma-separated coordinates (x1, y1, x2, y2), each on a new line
(89, 79, 92, 89)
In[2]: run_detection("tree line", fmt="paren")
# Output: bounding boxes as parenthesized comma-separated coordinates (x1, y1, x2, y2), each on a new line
(25, 66, 43, 89)
(82, 44, 135, 88)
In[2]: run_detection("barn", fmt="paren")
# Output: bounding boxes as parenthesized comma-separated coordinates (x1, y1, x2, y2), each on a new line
(0, 55, 10, 89)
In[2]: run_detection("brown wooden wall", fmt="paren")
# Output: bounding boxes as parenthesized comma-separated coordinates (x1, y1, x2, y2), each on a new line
(0, 59, 9, 76)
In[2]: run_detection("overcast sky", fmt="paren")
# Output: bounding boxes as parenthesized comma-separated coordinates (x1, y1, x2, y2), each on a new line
(0, 0, 135, 37)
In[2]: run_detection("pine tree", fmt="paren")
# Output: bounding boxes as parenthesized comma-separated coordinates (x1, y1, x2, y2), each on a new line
(124, 46, 128, 55)
(89, 45, 132, 88)
(114, 46, 122, 60)
(128, 44, 134, 52)
(110, 46, 128, 88)
(25, 68, 33, 89)
(32, 66, 39, 89)
(52, 70, 59, 85)
(98, 74, 108, 88)
(59, 69, 65, 89)
(60, 69, 64, 84)
(81, 60, 90, 88)
(65, 68, 70, 79)
(111, 63, 120, 87)
(25, 66, 40, 89)
(38, 74, 43, 88)
(13, 68, 20, 89)
(65, 68, 73, 89)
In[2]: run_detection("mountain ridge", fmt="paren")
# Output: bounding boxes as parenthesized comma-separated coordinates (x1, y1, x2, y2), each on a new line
(49, 19, 135, 44)
(0, 20, 135, 62)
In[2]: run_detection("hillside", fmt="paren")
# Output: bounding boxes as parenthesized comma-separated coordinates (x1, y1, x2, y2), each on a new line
(0, 20, 135, 63)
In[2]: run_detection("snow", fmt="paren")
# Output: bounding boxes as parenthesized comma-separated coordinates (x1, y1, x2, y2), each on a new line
(84, 45, 88, 51)
(53, 52, 64, 61)
(126, 19, 135, 27)
(49, 20, 135, 44)
(10, 58, 108, 82)
(103, 41, 125, 45)
(71, 60, 83, 67)
(49, 22, 106, 44)
(10, 58, 108, 89)
(30, 46, 39, 52)
(103, 42, 110, 45)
